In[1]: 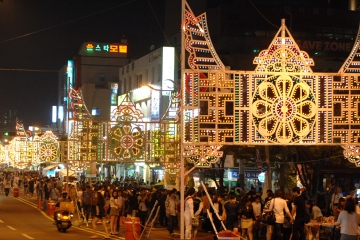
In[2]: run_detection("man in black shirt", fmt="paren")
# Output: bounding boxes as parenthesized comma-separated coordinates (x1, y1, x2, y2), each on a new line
(223, 194, 240, 231)
(292, 187, 305, 240)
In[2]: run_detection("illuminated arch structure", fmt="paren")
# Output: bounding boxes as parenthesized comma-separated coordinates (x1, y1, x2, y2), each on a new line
(67, 89, 180, 174)
(181, 2, 360, 167)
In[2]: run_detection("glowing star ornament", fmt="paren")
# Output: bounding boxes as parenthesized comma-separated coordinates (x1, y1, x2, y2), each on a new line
(184, 145, 223, 167)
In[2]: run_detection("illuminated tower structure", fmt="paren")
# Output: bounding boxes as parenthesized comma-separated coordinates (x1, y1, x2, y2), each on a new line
(56, 40, 129, 136)
(165, 0, 360, 71)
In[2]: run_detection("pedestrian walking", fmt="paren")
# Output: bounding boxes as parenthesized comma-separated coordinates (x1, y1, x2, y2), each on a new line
(267, 189, 293, 240)
(4, 179, 10, 196)
(90, 191, 110, 239)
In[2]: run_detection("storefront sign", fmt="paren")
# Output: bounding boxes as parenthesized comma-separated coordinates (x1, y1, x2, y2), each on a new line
(228, 170, 260, 179)
(296, 40, 352, 52)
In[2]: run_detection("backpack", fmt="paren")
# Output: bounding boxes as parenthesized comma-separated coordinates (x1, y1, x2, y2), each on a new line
(82, 190, 92, 205)
(91, 192, 98, 206)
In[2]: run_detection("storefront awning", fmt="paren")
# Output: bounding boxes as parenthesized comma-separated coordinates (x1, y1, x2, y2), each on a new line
(43, 163, 61, 171)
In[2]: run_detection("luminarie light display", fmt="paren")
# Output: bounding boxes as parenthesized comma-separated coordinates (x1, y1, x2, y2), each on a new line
(181, 2, 360, 167)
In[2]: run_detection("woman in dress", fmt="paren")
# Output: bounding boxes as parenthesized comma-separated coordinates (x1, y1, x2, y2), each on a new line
(240, 197, 255, 240)
(109, 191, 120, 235)
(335, 197, 360, 240)
(90, 191, 110, 239)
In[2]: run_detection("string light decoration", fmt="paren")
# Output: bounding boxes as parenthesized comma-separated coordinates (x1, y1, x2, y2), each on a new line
(343, 145, 360, 167)
(8, 137, 36, 166)
(67, 86, 93, 171)
(68, 85, 92, 120)
(38, 131, 59, 162)
(163, 162, 181, 174)
(182, 2, 360, 147)
(0, 145, 5, 163)
(339, 25, 360, 73)
(251, 75, 317, 144)
(109, 93, 145, 161)
(183, 145, 223, 167)
(182, 2, 224, 71)
(111, 93, 144, 122)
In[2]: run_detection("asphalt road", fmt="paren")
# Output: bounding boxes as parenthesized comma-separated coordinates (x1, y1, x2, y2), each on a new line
(0, 193, 123, 240)
(0, 191, 218, 240)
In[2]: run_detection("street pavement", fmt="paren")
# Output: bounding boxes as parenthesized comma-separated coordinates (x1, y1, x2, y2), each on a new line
(0, 189, 221, 240)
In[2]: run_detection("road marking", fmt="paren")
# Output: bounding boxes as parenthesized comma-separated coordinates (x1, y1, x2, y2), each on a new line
(22, 234, 34, 239)
(0, 219, 4, 223)
(7, 225, 16, 230)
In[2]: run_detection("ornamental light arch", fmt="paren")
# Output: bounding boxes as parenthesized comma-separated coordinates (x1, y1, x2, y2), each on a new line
(181, 2, 360, 166)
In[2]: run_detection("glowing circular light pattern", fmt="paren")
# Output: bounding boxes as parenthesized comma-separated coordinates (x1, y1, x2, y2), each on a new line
(183, 145, 223, 167)
(251, 75, 317, 144)
(39, 131, 59, 162)
(108, 123, 144, 161)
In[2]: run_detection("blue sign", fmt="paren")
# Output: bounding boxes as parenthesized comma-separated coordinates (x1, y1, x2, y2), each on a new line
(229, 170, 260, 179)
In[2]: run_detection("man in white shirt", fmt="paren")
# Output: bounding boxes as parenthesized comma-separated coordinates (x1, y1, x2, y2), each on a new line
(268, 189, 293, 240)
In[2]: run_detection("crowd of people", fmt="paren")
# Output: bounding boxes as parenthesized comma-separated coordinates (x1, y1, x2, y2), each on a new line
(1, 170, 359, 239)
(182, 185, 360, 240)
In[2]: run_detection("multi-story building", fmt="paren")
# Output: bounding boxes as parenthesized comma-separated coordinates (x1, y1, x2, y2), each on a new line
(56, 40, 130, 136)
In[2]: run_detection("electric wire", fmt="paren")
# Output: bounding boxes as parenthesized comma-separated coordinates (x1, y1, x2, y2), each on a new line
(0, 0, 137, 44)
(248, 0, 279, 29)
(146, 0, 181, 64)
(0, 68, 58, 73)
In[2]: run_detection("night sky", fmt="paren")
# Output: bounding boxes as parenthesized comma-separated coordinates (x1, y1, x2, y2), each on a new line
(0, 0, 166, 127)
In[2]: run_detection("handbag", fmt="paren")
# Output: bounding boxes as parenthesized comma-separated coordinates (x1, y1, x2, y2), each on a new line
(191, 216, 199, 227)
(260, 198, 276, 225)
